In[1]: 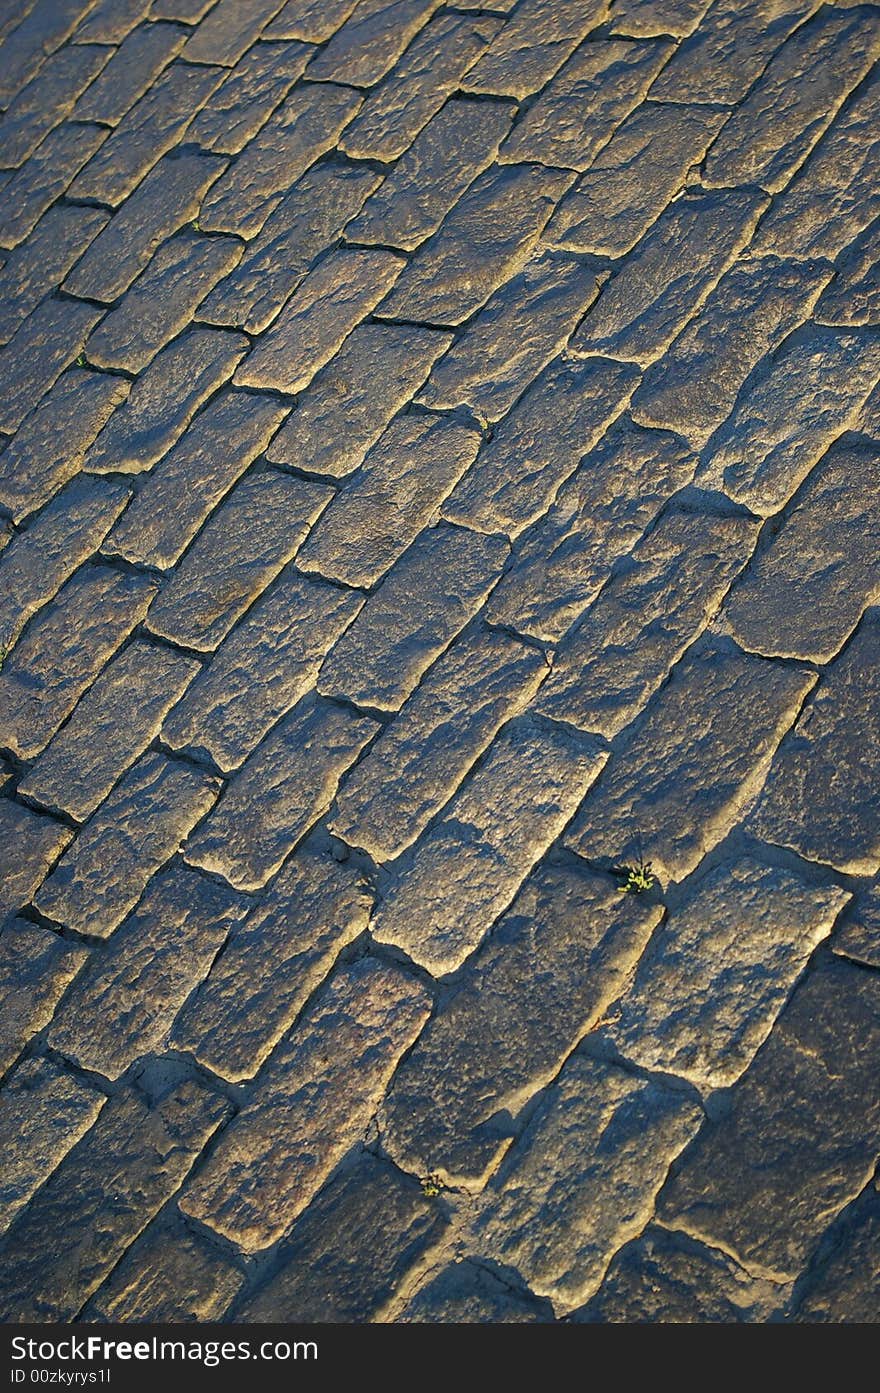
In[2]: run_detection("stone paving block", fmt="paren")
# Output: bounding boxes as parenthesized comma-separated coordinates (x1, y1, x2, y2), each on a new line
(372, 717, 606, 975)
(631, 256, 830, 448)
(0, 41, 109, 167)
(815, 219, 880, 327)
(266, 321, 450, 477)
(793, 1188, 880, 1323)
(697, 327, 880, 515)
(183, 0, 288, 65)
(104, 391, 288, 568)
(658, 957, 880, 1282)
(416, 250, 600, 424)
(0, 1081, 229, 1321)
(338, 11, 500, 162)
(0, 368, 128, 520)
(72, 22, 186, 127)
(702, 8, 880, 195)
(87, 1216, 244, 1322)
(306, 0, 440, 87)
(400, 1262, 550, 1323)
(0, 203, 107, 345)
(833, 880, 880, 970)
(73, 0, 150, 43)
(296, 413, 481, 588)
(145, 471, 332, 652)
(648, 0, 815, 104)
(163, 571, 361, 771)
(19, 641, 200, 823)
(263, 0, 359, 42)
(536, 510, 758, 736)
(500, 38, 673, 171)
(331, 627, 548, 861)
(174, 840, 372, 1080)
(544, 102, 728, 257)
(181, 958, 431, 1251)
(0, 800, 72, 923)
(240, 1154, 443, 1321)
(0, 565, 156, 760)
(462, 0, 609, 100)
(0, 0, 95, 106)
(0, 296, 102, 436)
(442, 357, 640, 539)
(487, 418, 694, 642)
(47, 863, 249, 1077)
(0, 0, 35, 47)
(200, 162, 381, 334)
(609, 0, 710, 37)
(0, 121, 107, 248)
(35, 752, 221, 938)
(0, 1058, 104, 1235)
(378, 163, 574, 327)
(188, 40, 312, 153)
(184, 696, 376, 890)
(751, 614, 880, 876)
(610, 856, 849, 1091)
(199, 84, 362, 238)
(566, 642, 817, 883)
(317, 523, 509, 711)
(151, 0, 214, 18)
(382, 863, 660, 1184)
(471, 1056, 703, 1312)
(0, 920, 86, 1076)
(571, 188, 768, 365)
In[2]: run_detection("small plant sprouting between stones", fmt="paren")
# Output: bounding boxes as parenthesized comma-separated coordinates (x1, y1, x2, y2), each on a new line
(76, 353, 86, 367)
(420, 1173, 444, 1198)
(615, 858, 655, 895)
(0, 644, 6, 673)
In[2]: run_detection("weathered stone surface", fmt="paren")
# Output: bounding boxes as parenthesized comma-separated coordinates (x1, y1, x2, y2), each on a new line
(566, 643, 816, 883)
(297, 413, 481, 588)
(462, 0, 609, 100)
(181, 959, 431, 1251)
(73, 0, 150, 42)
(658, 958, 880, 1281)
(73, 22, 186, 126)
(19, 641, 199, 823)
(0, 42, 109, 167)
(378, 163, 574, 327)
(35, 753, 221, 939)
(188, 40, 312, 153)
(815, 219, 880, 327)
(751, 614, 880, 876)
(500, 38, 672, 170)
(87, 1217, 244, 1322)
(0, 204, 107, 346)
(200, 84, 362, 238)
(609, 0, 709, 37)
(47, 864, 248, 1078)
(0, 920, 86, 1076)
(442, 357, 640, 538)
(183, 0, 288, 65)
(571, 188, 767, 365)
(317, 523, 509, 711)
(793, 1188, 880, 1323)
(611, 856, 848, 1090)
(0, 1059, 104, 1235)
(0, 296, 102, 436)
(417, 251, 600, 423)
(631, 256, 830, 448)
(372, 717, 606, 975)
(104, 391, 288, 568)
(487, 419, 694, 642)
(536, 510, 758, 735)
(266, 321, 450, 477)
(697, 327, 880, 515)
(400, 1261, 549, 1323)
(306, 0, 439, 87)
(472, 1056, 703, 1311)
(0, 566, 156, 760)
(331, 627, 547, 861)
(146, 471, 332, 652)
(649, 0, 814, 103)
(382, 864, 660, 1183)
(262, 0, 358, 41)
(0, 1082, 229, 1321)
(833, 880, 880, 970)
(724, 439, 880, 663)
(151, 0, 214, 18)
(0, 121, 107, 248)
(544, 101, 725, 257)
(163, 572, 361, 771)
(0, 800, 72, 923)
(0, 0, 94, 105)
(174, 840, 372, 1080)
(185, 696, 376, 891)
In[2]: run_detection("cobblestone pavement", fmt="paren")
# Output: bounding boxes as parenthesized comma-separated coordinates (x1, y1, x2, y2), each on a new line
(0, 0, 878, 1327)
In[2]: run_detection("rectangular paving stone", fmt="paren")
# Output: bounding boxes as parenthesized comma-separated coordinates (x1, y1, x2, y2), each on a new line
(833, 881, 880, 971)
(184, 695, 376, 890)
(0, 121, 107, 248)
(180, 958, 431, 1251)
(199, 84, 362, 239)
(305, 0, 440, 87)
(536, 509, 758, 735)
(331, 626, 548, 862)
(0, 920, 86, 1076)
(188, 39, 312, 153)
(499, 38, 673, 170)
(0, 0, 95, 105)
(0, 800, 72, 923)
(472, 1056, 703, 1312)
(72, 21, 186, 126)
(815, 220, 880, 327)
(0, 296, 103, 435)
(566, 642, 817, 883)
(18, 641, 200, 823)
(462, 0, 610, 100)
(145, 471, 332, 651)
(372, 716, 607, 975)
(73, 0, 151, 42)
(103, 391, 289, 568)
(609, 0, 710, 36)
(0, 41, 109, 167)
(0, 1082, 229, 1322)
(648, 0, 816, 104)
(183, 0, 288, 64)
(86, 1216, 244, 1322)
(35, 752, 221, 938)
(0, 203, 107, 346)
(382, 864, 661, 1185)
(571, 188, 768, 365)
(262, 0, 358, 41)
(377, 163, 574, 327)
(317, 523, 510, 711)
(265, 321, 451, 477)
(173, 839, 373, 1080)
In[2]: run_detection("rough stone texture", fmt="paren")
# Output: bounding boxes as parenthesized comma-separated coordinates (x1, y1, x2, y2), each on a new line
(0, 203, 107, 346)
(566, 643, 817, 883)
(305, 0, 440, 88)
(86, 1218, 244, 1323)
(0, 799, 72, 923)
(0, 296, 102, 436)
(0, 920, 86, 1076)
(814, 219, 880, 327)
(400, 1262, 550, 1323)
(0, 122, 107, 248)
(462, 0, 609, 100)
(793, 1189, 880, 1323)
(180, 959, 431, 1251)
(0, 42, 109, 168)
(833, 880, 880, 970)
(261, 0, 359, 42)
(182, 0, 288, 66)
(188, 41, 312, 154)
(648, 0, 815, 104)
(609, 0, 709, 38)
(0, 0, 96, 105)
(72, 22, 187, 127)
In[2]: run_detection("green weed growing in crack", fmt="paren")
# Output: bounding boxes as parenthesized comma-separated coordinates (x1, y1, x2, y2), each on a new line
(76, 353, 86, 367)
(615, 857, 655, 895)
(419, 1173, 445, 1199)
